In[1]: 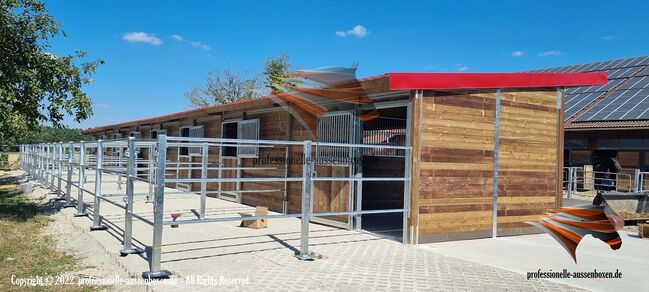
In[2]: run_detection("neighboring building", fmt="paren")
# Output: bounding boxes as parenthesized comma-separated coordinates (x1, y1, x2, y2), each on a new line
(82, 72, 604, 243)
(533, 56, 649, 172)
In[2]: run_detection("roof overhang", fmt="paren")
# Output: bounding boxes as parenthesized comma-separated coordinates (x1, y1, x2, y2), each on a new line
(388, 72, 608, 90)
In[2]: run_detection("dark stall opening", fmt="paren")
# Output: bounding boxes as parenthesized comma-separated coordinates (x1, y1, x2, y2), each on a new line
(360, 106, 407, 240)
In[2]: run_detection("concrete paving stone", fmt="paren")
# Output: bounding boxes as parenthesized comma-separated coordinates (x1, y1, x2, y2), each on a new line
(33, 171, 586, 291)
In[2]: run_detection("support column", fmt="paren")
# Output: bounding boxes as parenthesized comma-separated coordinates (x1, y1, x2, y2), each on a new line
(492, 89, 501, 239)
(91, 140, 108, 230)
(142, 135, 171, 279)
(122, 137, 144, 255)
(296, 140, 314, 261)
(74, 141, 87, 217)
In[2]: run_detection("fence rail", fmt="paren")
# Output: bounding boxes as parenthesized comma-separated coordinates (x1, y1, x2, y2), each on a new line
(563, 166, 639, 199)
(19, 135, 412, 279)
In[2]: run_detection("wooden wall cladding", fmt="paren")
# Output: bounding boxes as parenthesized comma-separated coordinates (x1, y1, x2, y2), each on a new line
(495, 89, 559, 235)
(417, 90, 496, 240)
(416, 89, 560, 242)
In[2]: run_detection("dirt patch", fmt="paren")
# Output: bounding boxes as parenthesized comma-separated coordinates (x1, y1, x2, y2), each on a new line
(0, 170, 146, 291)
(618, 211, 649, 220)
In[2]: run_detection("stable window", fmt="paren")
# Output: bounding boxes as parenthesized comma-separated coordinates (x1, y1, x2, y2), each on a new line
(221, 119, 260, 158)
(316, 112, 356, 165)
(150, 129, 167, 139)
(129, 131, 142, 139)
(179, 126, 203, 156)
(113, 133, 123, 139)
(237, 119, 260, 157)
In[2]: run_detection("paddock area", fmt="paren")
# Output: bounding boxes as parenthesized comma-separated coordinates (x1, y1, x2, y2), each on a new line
(12, 169, 581, 291)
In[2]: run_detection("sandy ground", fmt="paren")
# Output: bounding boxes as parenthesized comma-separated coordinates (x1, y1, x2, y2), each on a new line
(10, 171, 148, 291)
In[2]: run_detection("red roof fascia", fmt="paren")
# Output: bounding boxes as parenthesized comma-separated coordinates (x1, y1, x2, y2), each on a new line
(388, 72, 608, 90)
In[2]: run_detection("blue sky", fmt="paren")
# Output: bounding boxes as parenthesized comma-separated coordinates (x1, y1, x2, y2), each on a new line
(44, 0, 649, 128)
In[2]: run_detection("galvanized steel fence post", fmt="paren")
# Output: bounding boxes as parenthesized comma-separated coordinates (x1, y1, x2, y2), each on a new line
(200, 142, 208, 219)
(297, 140, 314, 260)
(50, 144, 55, 188)
(44, 144, 49, 186)
(57, 143, 63, 198)
(143, 134, 171, 279)
(492, 89, 501, 239)
(402, 147, 412, 244)
(117, 145, 123, 190)
(634, 169, 641, 192)
(75, 141, 87, 217)
(566, 167, 573, 199)
(147, 144, 154, 202)
(65, 142, 74, 207)
(38, 145, 43, 185)
(122, 137, 144, 256)
(91, 140, 108, 231)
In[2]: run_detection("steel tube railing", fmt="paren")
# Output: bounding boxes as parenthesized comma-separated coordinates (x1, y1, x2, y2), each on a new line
(19, 134, 412, 279)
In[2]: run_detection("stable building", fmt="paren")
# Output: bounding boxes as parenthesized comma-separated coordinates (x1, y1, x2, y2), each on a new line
(534, 56, 649, 173)
(82, 72, 605, 243)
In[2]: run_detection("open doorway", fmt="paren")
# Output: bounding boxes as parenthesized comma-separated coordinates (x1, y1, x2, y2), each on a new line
(359, 106, 407, 239)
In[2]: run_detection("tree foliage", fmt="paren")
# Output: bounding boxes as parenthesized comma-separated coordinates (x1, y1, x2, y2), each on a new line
(185, 68, 263, 107)
(2, 126, 89, 151)
(185, 54, 296, 108)
(0, 0, 102, 145)
(263, 53, 295, 92)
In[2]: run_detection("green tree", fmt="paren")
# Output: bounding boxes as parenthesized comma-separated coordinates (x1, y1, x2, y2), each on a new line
(185, 54, 297, 108)
(0, 0, 102, 145)
(2, 126, 89, 151)
(263, 53, 297, 92)
(185, 68, 263, 107)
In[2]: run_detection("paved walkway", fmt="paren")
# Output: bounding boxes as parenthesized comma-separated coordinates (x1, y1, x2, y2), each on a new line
(40, 171, 582, 291)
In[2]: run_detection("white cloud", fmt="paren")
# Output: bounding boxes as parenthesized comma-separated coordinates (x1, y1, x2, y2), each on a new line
(511, 50, 524, 57)
(602, 35, 616, 41)
(538, 50, 562, 57)
(422, 64, 440, 71)
(170, 34, 211, 50)
(335, 25, 368, 38)
(190, 41, 211, 50)
(455, 64, 468, 72)
(122, 32, 162, 45)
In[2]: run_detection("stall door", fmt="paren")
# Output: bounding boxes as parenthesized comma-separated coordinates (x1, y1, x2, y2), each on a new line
(311, 112, 358, 229)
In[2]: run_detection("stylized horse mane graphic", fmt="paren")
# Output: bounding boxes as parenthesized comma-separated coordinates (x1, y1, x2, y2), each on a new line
(266, 65, 378, 139)
(527, 204, 623, 262)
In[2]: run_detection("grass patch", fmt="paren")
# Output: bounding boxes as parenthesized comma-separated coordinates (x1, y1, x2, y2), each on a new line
(0, 173, 97, 291)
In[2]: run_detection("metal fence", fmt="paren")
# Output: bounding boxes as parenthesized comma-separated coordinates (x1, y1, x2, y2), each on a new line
(636, 170, 649, 192)
(19, 135, 412, 279)
(563, 166, 636, 198)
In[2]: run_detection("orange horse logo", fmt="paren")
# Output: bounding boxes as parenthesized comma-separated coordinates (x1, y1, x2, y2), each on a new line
(527, 205, 624, 262)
